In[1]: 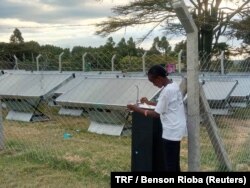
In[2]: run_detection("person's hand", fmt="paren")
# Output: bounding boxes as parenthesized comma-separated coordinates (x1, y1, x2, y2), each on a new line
(127, 104, 137, 111)
(140, 97, 149, 104)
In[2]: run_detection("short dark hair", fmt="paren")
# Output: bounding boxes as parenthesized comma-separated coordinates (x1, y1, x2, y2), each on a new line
(147, 64, 167, 78)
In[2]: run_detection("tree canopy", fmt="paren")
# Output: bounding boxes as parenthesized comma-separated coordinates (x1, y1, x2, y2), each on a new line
(95, 0, 250, 56)
(230, 15, 250, 45)
(10, 28, 24, 44)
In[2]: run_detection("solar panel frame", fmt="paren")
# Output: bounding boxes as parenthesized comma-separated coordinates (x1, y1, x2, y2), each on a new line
(0, 72, 74, 99)
(202, 80, 238, 101)
(55, 77, 162, 108)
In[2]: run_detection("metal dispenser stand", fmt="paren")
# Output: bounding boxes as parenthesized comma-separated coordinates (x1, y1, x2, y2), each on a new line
(131, 110, 165, 171)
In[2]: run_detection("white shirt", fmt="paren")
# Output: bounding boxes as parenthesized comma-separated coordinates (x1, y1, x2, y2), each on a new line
(154, 82, 187, 141)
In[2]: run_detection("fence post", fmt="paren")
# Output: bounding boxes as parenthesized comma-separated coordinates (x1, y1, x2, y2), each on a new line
(220, 51, 225, 75)
(82, 52, 88, 72)
(111, 54, 116, 72)
(36, 54, 42, 71)
(59, 52, 64, 72)
(172, 0, 200, 171)
(142, 52, 147, 74)
(178, 49, 183, 73)
(0, 100, 4, 150)
(14, 55, 18, 70)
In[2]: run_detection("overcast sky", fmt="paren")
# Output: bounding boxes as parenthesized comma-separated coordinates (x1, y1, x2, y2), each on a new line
(0, 0, 182, 50)
(0, 0, 244, 55)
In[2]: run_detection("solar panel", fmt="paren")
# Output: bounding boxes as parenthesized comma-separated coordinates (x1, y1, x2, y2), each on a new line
(54, 71, 130, 96)
(0, 72, 74, 121)
(0, 72, 74, 98)
(56, 76, 183, 106)
(201, 80, 238, 115)
(55, 76, 183, 136)
(200, 74, 250, 108)
(56, 77, 160, 107)
(231, 78, 250, 97)
(202, 80, 238, 101)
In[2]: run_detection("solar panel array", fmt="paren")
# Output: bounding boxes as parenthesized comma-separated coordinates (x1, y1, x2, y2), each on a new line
(0, 70, 249, 131)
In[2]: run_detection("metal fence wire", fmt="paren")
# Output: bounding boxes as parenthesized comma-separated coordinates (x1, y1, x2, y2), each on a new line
(0, 51, 249, 182)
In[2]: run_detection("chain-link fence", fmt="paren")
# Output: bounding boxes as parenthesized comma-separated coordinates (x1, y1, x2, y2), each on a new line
(198, 52, 250, 171)
(0, 50, 249, 186)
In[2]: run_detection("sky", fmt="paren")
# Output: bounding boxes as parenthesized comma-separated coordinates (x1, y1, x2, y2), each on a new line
(0, 0, 182, 50)
(0, 0, 245, 55)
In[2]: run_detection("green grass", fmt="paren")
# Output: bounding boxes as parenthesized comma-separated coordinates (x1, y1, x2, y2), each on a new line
(0, 106, 249, 186)
(231, 107, 250, 120)
(233, 136, 250, 168)
(0, 132, 131, 187)
(0, 113, 131, 187)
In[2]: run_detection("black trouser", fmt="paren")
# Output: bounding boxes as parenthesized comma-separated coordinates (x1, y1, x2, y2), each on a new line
(162, 139, 181, 172)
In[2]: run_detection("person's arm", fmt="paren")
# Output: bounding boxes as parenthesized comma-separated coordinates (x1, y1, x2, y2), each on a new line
(127, 104, 160, 118)
(140, 97, 157, 106)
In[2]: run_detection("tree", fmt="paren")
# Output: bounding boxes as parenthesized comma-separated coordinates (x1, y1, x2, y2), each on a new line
(213, 42, 229, 56)
(158, 36, 171, 54)
(40, 44, 65, 70)
(10, 28, 24, 43)
(126, 37, 137, 56)
(116, 37, 138, 57)
(95, 0, 250, 59)
(116, 37, 127, 57)
(174, 40, 186, 53)
(229, 15, 250, 45)
(149, 36, 171, 55)
(149, 37, 162, 55)
(119, 56, 142, 72)
(21, 41, 40, 63)
(103, 36, 116, 52)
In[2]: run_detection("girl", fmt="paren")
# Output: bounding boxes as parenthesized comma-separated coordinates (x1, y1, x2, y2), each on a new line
(127, 64, 187, 171)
